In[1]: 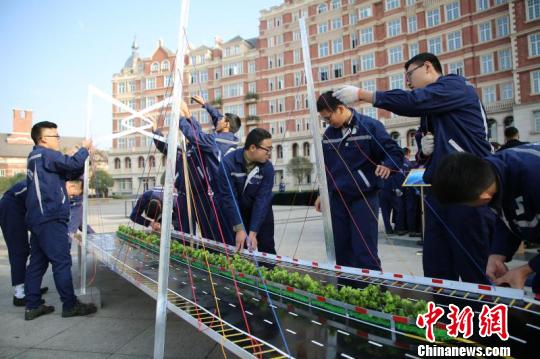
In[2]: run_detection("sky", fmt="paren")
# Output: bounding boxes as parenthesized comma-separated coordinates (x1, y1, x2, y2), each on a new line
(0, 0, 282, 148)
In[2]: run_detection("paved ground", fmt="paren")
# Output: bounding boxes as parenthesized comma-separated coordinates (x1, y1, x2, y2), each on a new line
(0, 199, 534, 358)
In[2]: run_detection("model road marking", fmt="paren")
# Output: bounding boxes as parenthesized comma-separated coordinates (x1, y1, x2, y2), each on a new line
(228, 303, 236, 308)
(368, 340, 382, 348)
(405, 354, 420, 359)
(340, 354, 354, 359)
(311, 320, 322, 326)
(509, 335, 527, 344)
(202, 291, 208, 295)
(337, 330, 350, 336)
(526, 323, 540, 331)
(288, 311, 298, 317)
(311, 340, 324, 347)
(286, 329, 296, 335)
(263, 319, 273, 325)
(252, 298, 260, 302)
(245, 311, 253, 316)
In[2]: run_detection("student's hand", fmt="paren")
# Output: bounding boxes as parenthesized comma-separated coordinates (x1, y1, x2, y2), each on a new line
(395, 189, 403, 197)
(314, 196, 322, 213)
(248, 232, 258, 251)
(333, 85, 360, 104)
(151, 221, 161, 232)
(421, 133, 434, 156)
(486, 254, 508, 281)
(192, 95, 206, 106)
(375, 165, 391, 179)
(151, 118, 159, 132)
(180, 100, 191, 118)
(494, 264, 533, 289)
(235, 230, 247, 252)
(81, 139, 93, 152)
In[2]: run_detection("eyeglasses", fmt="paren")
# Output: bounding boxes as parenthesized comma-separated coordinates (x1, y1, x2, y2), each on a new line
(41, 135, 60, 139)
(405, 64, 425, 80)
(321, 112, 335, 122)
(256, 145, 273, 153)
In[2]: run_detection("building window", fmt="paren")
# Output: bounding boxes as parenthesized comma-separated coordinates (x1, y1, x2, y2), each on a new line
(292, 143, 299, 158)
(361, 27, 374, 44)
(480, 54, 494, 74)
(531, 70, 540, 94)
(331, 18, 343, 30)
(303, 142, 311, 157)
(118, 138, 126, 149)
(406, 129, 416, 147)
(390, 74, 404, 89)
(146, 77, 156, 90)
(114, 158, 121, 169)
(318, 3, 327, 13)
(479, 22, 492, 42)
(477, 0, 489, 12)
(164, 75, 173, 87)
(448, 61, 464, 75)
(318, 42, 329, 57)
(359, 6, 372, 19)
(161, 60, 170, 71)
(332, 38, 343, 54)
(530, 33, 540, 56)
(385, 0, 400, 12)
(387, 18, 401, 37)
(248, 61, 256, 73)
(349, 13, 358, 25)
(447, 30, 462, 51)
(318, 22, 328, 33)
(129, 81, 136, 92)
(276, 145, 283, 159)
(362, 79, 376, 92)
(409, 43, 419, 57)
(293, 49, 301, 63)
(138, 156, 145, 168)
(124, 157, 131, 169)
(333, 63, 344, 78)
(534, 111, 540, 132)
(482, 86, 496, 104)
(118, 82, 126, 94)
(501, 83, 513, 100)
(351, 33, 359, 48)
(361, 53, 375, 70)
(388, 46, 403, 64)
(351, 59, 359, 74)
(331, 0, 341, 9)
(496, 16, 510, 37)
(498, 49, 512, 70)
(148, 156, 155, 168)
(446, 2, 460, 21)
(428, 37, 442, 55)
(426, 9, 440, 28)
(151, 62, 159, 73)
(407, 16, 417, 32)
(528, 0, 540, 21)
(320, 66, 329, 81)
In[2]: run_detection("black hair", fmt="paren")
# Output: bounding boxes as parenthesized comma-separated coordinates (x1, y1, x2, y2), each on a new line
(145, 199, 162, 221)
(432, 153, 496, 205)
(224, 113, 241, 134)
(316, 91, 345, 112)
(403, 147, 411, 156)
(31, 121, 57, 145)
(404, 52, 443, 74)
(504, 126, 519, 139)
(490, 141, 501, 151)
(244, 128, 271, 150)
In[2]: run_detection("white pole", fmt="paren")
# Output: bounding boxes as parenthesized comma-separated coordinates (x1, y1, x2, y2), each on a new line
(299, 18, 335, 263)
(153, 0, 190, 357)
(80, 86, 92, 294)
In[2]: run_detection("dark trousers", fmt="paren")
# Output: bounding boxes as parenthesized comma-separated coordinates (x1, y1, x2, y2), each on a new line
(423, 191, 494, 284)
(379, 190, 397, 233)
(25, 221, 76, 310)
(0, 204, 29, 286)
(330, 191, 381, 270)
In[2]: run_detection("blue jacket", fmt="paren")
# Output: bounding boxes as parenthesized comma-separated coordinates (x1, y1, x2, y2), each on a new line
(374, 74, 492, 183)
(130, 188, 183, 230)
(322, 109, 403, 197)
(202, 103, 224, 128)
(488, 143, 540, 273)
(25, 146, 88, 228)
(217, 149, 274, 233)
(67, 195, 95, 235)
(179, 115, 239, 191)
(0, 180, 27, 219)
(153, 130, 188, 194)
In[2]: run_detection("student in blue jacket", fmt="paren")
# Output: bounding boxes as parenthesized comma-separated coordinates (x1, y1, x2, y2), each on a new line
(180, 97, 241, 244)
(67, 180, 95, 237)
(129, 187, 187, 233)
(24, 121, 97, 320)
(315, 92, 403, 270)
(432, 143, 540, 292)
(218, 128, 275, 253)
(334, 53, 494, 283)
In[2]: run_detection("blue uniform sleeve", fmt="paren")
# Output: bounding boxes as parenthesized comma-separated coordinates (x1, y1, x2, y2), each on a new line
(130, 191, 152, 227)
(43, 148, 88, 179)
(203, 104, 224, 128)
(179, 116, 217, 153)
(490, 217, 522, 261)
(374, 79, 466, 117)
(217, 161, 243, 230)
(372, 121, 404, 171)
(249, 165, 274, 233)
